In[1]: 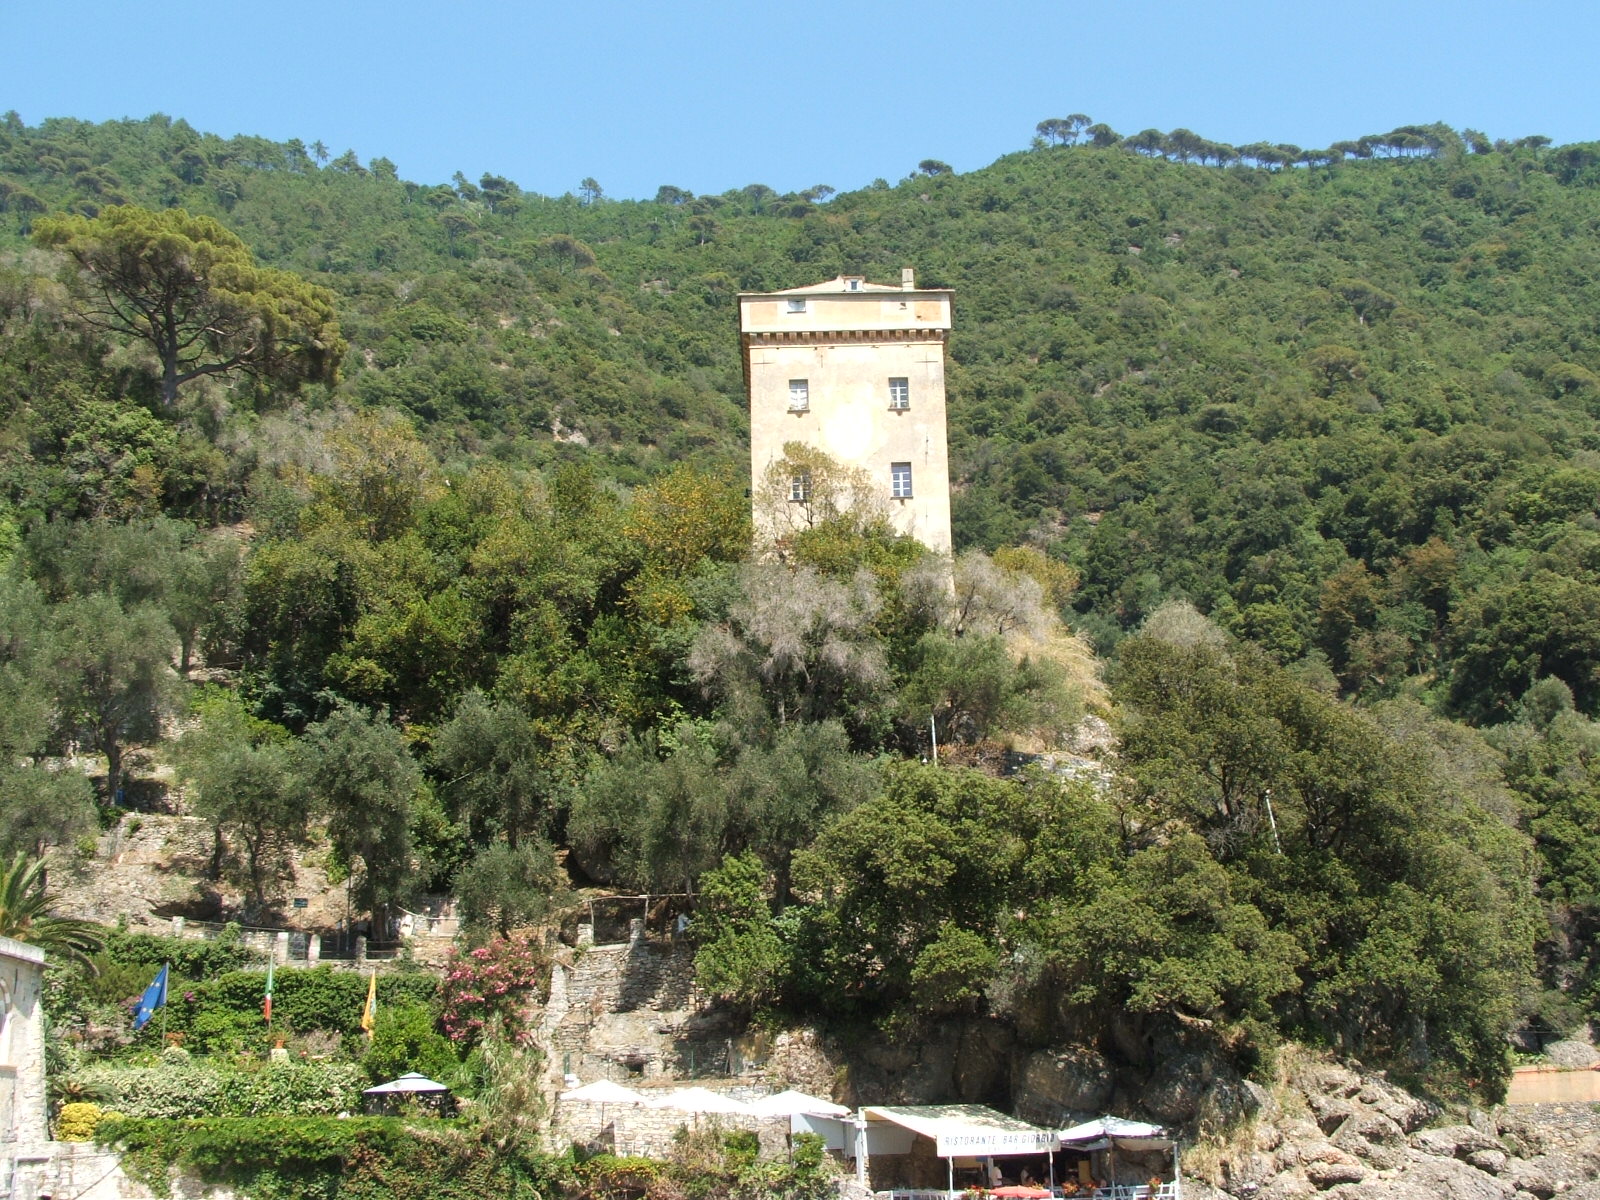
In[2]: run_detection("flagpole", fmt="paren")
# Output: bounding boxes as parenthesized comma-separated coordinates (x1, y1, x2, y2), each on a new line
(264, 951, 275, 1033)
(161, 961, 169, 1042)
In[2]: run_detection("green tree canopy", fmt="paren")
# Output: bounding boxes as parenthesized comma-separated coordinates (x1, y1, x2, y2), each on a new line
(453, 840, 569, 939)
(0, 571, 94, 855)
(693, 853, 786, 1012)
(176, 690, 307, 912)
(33, 205, 345, 404)
(429, 691, 554, 850)
(299, 705, 420, 921)
(50, 592, 183, 803)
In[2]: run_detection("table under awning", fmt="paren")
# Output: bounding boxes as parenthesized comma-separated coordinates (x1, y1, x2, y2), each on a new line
(361, 1072, 454, 1115)
(856, 1104, 1059, 1194)
(1058, 1116, 1180, 1198)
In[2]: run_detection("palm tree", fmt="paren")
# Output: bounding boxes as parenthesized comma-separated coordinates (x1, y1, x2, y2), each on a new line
(0, 854, 104, 972)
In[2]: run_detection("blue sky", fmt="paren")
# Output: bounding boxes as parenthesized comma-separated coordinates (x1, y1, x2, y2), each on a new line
(10, 1, 1598, 200)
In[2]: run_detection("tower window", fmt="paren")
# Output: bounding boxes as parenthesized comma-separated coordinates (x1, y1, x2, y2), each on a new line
(891, 462, 913, 498)
(888, 377, 910, 409)
(789, 472, 812, 503)
(786, 298, 807, 313)
(788, 379, 809, 412)
(846, 277, 862, 291)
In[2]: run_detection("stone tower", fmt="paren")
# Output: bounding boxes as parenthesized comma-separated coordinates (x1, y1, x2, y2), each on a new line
(740, 269, 953, 555)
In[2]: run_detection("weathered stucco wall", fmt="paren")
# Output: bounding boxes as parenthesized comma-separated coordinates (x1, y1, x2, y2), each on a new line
(743, 277, 954, 556)
(1506, 1065, 1600, 1105)
(0, 936, 48, 1148)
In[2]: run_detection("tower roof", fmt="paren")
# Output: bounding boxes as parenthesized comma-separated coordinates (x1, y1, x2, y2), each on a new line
(766, 275, 905, 294)
(740, 270, 951, 299)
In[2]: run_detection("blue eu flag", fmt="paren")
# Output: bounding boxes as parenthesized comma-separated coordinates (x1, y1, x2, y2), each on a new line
(132, 963, 169, 1031)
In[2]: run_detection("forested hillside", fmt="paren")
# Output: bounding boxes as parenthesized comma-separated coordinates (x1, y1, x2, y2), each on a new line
(5, 112, 1600, 1099)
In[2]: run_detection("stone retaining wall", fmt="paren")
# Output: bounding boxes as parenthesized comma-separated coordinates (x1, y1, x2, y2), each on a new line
(0, 1141, 226, 1200)
(54, 816, 219, 929)
(541, 927, 809, 1158)
(1500, 1100, 1600, 1147)
(555, 1095, 791, 1158)
(542, 930, 710, 1084)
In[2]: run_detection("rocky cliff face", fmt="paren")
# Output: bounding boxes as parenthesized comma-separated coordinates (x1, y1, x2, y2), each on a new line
(744, 1021, 1600, 1199)
(1183, 1054, 1600, 1200)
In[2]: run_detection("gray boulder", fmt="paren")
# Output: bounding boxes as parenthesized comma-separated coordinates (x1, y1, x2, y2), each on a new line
(1326, 1155, 1515, 1199)
(1410, 1123, 1504, 1160)
(1305, 1093, 1357, 1135)
(1331, 1110, 1406, 1171)
(1013, 1045, 1112, 1122)
(1258, 1172, 1318, 1199)
(1304, 1158, 1366, 1188)
(1293, 1061, 1362, 1097)
(1543, 1039, 1600, 1069)
(1465, 1149, 1510, 1176)
(1355, 1078, 1436, 1132)
(1144, 1051, 1226, 1124)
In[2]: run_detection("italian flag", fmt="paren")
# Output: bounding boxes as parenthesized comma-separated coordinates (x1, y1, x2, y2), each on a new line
(263, 959, 275, 1025)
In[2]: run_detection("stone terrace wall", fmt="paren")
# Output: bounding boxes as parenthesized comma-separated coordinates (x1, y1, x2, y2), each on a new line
(54, 815, 219, 928)
(48, 814, 455, 971)
(541, 928, 707, 1085)
(541, 925, 805, 1157)
(1501, 1101, 1600, 1151)
(556, 1097, 791, 1158)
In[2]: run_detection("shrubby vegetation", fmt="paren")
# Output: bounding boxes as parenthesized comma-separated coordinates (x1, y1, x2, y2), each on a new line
(69, 1059, 366, 1119)
(697, 634, 1531, 1089)
(101, 1118, 832, 1200)
(5, 108, 1600, 1115)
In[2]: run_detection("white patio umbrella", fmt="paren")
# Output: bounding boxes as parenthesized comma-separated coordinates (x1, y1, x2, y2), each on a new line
(1059, 1116, 1175, 1192)
(653, 1086, 756, 1116)
(364, 1072, 450, 1095)
(747, 1089, 850, 1118)
(362, 1072, 453, 1115)
(560, 1079, 649, 1105)
(560, 1078, 652, 1142)
(1058, 1116, 1167, 1143)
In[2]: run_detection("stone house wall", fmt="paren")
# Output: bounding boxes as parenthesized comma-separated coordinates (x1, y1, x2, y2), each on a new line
(2, 1142, 214, 1200)
(556, 1100, 792, 1159)
(0, 937, 47, 1147)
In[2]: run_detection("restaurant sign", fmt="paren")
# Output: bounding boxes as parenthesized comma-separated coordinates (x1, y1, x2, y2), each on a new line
(936, 1130, 1057, 1157)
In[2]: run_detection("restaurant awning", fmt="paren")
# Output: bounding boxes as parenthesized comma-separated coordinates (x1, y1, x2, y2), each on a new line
(862, 1104, 1058, 1157)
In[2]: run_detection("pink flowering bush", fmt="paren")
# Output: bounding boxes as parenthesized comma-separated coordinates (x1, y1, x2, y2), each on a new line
(438, 935, 549, 1045)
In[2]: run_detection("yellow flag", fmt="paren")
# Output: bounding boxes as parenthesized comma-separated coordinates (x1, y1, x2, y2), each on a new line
(360, 970, 377, 1034)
